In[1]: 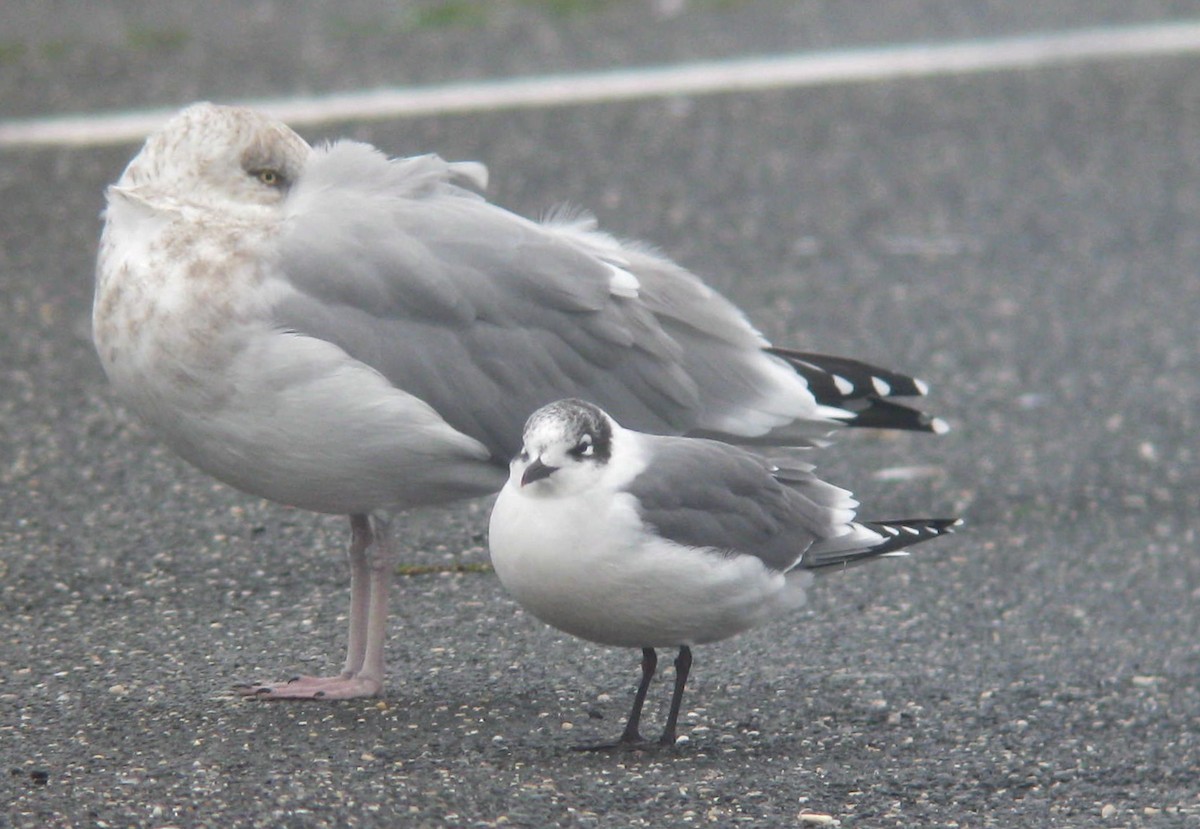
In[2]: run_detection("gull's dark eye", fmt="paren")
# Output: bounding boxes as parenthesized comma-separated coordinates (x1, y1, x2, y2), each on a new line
(568, 435, 595, 458)
(517, 450, 530, 463)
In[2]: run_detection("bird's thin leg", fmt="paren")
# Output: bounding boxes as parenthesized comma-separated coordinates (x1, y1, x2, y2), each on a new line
(354, 514, 394, 691)
(339, 514, 373, 678)
(573, 647, 657, 751)
(619, 647, 658, 744)
(658, 646, 692, 747)
(235, 513, 385, 700)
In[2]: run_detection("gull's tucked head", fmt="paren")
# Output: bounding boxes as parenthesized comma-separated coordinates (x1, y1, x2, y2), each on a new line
(113, 102, 311, 210)
(510, 399, 615, 497)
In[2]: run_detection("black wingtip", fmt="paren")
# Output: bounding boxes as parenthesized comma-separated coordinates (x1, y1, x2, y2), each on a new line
(861, 517, 962, 555)
(803, 517, 961, 572)
(840, 399, 951, 434)
(765, 347, 949, 434)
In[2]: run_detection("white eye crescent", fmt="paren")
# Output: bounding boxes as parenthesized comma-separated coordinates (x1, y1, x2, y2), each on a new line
(569, 435, 594, 458)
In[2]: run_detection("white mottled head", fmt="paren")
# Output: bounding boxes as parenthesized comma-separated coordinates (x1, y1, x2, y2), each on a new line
(112, 102, 311, 212)
(510, 399, 617, 498)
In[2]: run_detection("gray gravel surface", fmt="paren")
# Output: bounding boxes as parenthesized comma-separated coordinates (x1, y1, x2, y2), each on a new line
(2, 2, 1199, 827)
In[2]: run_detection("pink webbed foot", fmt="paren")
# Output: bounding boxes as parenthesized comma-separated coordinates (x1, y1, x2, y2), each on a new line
(234, 673, 382, 700)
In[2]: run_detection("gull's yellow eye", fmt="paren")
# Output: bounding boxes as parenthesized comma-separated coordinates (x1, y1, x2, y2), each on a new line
(257, 169, 280, 186)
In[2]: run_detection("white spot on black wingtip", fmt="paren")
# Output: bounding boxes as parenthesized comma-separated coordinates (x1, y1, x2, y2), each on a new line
(913, 377, 930, 396)
(832, 374, 854, 396)
(929, 417, 951, 435)
(871, 376, 892, 397)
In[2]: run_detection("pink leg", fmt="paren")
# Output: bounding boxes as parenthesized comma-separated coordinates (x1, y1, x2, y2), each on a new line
(353, 514, 393, 690)
(236, 514, 390, 700)
(339, 514, 373, 678)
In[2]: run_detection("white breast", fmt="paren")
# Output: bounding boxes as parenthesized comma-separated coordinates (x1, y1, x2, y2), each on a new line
(488, 478, 810, 648)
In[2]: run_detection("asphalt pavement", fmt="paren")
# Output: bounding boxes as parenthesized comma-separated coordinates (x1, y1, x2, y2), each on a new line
(2, 2, 1199, 827)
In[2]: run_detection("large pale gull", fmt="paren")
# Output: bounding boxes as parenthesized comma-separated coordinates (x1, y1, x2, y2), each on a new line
(93, 102, 946, 700)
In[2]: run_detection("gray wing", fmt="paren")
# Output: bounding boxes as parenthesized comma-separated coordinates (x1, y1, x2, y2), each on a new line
(270, 140, 825, 461)
(625, 436, 856, 572)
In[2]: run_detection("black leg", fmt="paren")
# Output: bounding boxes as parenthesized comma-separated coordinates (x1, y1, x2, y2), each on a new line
(573, 647, 658, 751)
(659, 646, 692, 747)
(619, 648, 658, 744)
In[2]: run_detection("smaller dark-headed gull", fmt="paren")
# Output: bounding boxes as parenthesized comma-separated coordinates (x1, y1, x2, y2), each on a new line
(489, 399, 959, 749)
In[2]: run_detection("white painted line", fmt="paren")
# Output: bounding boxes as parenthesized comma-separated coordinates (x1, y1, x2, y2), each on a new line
(4, 20, 1200, 148)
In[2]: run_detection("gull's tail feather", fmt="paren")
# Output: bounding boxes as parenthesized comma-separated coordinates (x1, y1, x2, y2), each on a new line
(765, 348, 949, 434)
(802, 517, 961, 573)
